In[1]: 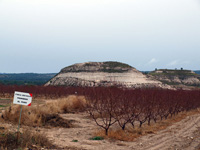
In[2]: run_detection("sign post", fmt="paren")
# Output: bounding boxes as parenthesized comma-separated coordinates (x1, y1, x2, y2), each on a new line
(13, 91, 32, 144)
(17, 105, 23, 132)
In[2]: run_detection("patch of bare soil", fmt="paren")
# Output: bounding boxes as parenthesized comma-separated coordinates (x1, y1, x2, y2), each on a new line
(42, 114, 75, 128)
(44, 112, 200, 150)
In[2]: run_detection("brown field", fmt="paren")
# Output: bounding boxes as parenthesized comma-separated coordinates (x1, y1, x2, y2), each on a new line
(0, 95, 200, 150)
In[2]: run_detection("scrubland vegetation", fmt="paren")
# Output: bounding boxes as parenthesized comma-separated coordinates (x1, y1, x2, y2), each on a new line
(0, 84, 200, 149)
(2, 95, 86, 127)
(0, 128, 56, 150)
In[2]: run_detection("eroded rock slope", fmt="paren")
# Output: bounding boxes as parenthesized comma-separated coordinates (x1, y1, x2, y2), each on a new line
(46, 61, 170, 88)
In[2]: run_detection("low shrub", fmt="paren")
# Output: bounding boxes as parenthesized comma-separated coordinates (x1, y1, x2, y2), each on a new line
(0, 128, 56, 150)
(1, 95, 85, 127)
(90, 136, 104, 140)
(72, 139, 78, 142)
(45, 95, 86, 113)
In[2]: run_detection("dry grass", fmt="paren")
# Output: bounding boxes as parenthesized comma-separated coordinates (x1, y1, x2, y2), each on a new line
(95, 109, 200, 141)
(0, 127, 56, 150)
(45, 95, 86, 113)
(1, 95, 86, 127)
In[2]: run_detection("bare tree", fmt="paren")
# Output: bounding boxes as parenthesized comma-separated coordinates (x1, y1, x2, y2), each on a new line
(86, 87, 118, 135)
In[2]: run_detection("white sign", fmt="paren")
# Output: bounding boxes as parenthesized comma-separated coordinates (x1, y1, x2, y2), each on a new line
(13, 91, 32, 106)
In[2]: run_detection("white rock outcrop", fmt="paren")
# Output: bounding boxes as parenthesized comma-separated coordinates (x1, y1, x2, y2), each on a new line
(46, 62, 171, 89)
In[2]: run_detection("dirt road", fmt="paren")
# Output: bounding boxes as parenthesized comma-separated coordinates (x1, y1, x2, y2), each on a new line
(46, 112, 200, 150)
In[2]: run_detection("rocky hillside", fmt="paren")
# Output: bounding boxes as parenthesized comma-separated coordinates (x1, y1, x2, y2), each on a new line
(148, 69, 200, 88)
(45, 61, 170, 89)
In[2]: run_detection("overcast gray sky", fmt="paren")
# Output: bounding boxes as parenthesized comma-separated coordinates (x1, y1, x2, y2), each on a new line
(0, 0, 200, 73)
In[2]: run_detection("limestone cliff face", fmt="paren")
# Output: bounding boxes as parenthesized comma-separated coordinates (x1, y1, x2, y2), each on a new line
(45, 61, 170, 88)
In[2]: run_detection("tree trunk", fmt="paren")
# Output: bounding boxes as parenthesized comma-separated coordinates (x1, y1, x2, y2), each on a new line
(139, 121, 143, 128)
(105, 128, 109, 136)
(122, 124, 126, 130)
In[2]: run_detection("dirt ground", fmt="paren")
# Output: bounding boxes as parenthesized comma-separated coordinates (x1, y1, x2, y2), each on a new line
(1, 97, 200, 150)
(43, 112, 200, 150)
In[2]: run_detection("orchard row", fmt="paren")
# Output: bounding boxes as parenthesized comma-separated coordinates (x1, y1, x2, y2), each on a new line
(0, 85, 199, 135)
(85, 87, 200, 135)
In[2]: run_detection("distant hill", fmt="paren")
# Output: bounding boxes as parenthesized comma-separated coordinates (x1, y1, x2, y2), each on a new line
(0, 73, 56, 85)
(46, 61, 171, 89)
(148, 69, 200, 88)
(194, 70, 200, 75)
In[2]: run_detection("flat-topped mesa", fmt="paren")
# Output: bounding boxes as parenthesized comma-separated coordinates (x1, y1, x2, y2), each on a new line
(46, 61, 171, 89)
(60, 61, 135, 73)
(149, 69, 200, 87)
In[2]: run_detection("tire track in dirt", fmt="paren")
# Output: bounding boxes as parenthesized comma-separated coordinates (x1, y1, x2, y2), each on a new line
(130, 113, 200, 150)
